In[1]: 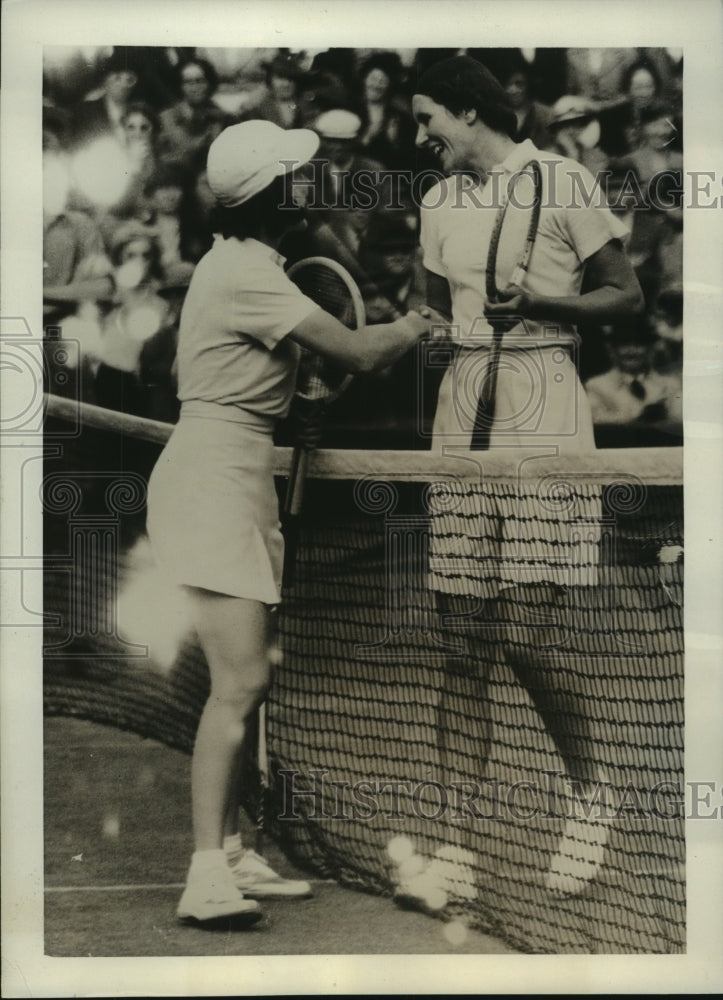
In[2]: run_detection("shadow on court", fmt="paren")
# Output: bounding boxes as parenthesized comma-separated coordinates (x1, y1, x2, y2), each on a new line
(44, 717, 513, 957)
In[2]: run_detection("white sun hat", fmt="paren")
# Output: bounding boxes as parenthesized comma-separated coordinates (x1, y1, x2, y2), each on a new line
(314, 109, 362, 140)
(206, 120, 320, 207)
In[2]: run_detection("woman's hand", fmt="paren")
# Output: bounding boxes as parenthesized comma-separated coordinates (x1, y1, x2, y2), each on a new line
(408, 305, 454, 341)
(484, 285, 538, 330)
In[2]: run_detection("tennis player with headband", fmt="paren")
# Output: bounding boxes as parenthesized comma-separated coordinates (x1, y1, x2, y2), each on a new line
(404, 56, 645, 901)
(146, 120, 445, 925)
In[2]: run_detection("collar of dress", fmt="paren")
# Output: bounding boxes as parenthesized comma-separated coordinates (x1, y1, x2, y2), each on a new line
(492, 138, 539, 176)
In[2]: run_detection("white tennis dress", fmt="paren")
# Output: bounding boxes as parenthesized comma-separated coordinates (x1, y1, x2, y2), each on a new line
(146, 235, 317, 603)
(420, 140, 629, 598)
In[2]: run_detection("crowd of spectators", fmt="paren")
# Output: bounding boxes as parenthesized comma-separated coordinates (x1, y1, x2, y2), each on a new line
(43, 45, 684, 447)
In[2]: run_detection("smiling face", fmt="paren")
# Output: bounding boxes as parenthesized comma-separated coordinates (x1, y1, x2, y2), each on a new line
(124, 111, 155, 147)
(412, 94, 477, 172)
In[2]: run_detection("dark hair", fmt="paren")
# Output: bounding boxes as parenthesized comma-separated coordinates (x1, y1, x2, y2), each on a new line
(415, 55, 517, 139)
(359, 51, 403, 88)
(265, 50, 303, 86)
(208, 173, 302, 241)
(121, 101, 161, 136)
(174, 57, 219, 95)
(621, 58, 662, 99)
(102, 47, 141, 79)
(498, 53, 537, 99)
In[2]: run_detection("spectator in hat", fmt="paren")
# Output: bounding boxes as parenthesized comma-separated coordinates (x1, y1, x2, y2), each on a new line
(313, 108, 385, 203)
(546, 95, 609, 176)
(70, 48, 141, 149)
(250, 51, 305, 129)
(159, 57, 233, 175)
(584, 317, 681, 426)
(94, 222, 178, 418)
(293, 109, 387, 270)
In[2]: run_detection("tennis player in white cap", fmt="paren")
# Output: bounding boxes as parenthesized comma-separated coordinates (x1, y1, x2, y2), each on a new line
(146, 120, 444, 925)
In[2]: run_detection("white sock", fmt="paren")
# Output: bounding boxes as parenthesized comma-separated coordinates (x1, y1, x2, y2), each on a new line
(189, 848, 228, 875)
(223, 834, 244, 867)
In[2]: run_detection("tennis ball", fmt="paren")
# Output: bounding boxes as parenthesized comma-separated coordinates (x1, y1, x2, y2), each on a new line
(443, 920, 468, 946)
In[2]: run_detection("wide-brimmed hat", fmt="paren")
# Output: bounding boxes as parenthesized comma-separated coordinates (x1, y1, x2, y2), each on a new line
(206, 120, 319, 207)
(549, 95, 595, 129)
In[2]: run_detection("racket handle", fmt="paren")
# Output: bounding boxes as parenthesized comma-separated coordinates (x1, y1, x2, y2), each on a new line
(471, 331, 504, 451)
(282, 445, 310, 587)
(285, 446, 309, 518)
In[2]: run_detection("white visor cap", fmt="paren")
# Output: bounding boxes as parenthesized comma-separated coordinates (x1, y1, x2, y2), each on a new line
(206, 120, 320, 207)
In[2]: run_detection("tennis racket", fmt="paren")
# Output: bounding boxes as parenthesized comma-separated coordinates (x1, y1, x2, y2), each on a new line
(282, 256, 365, 586)
(470, 159, 543, 450)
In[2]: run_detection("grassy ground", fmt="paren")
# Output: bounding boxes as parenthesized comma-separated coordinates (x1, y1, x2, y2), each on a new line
(44, 716, 513, 957)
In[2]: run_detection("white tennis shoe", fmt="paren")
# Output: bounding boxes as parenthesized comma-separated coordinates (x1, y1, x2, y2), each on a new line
(230, 849, 313, 899)
(546, 779, 614, 896)
(177, 866, 262, 924)
(395, 845, 477, 912)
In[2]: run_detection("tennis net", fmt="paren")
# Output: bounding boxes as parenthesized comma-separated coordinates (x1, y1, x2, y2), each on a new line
(43, 395, 684, 954)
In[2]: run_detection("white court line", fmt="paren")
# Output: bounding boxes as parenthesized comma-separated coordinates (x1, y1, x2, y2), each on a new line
(45, 879, 334, 893)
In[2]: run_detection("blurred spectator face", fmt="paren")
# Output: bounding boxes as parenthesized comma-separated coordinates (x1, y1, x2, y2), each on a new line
(181, 63, 212, 106)
(381, 246, 415, 278)
(504, 71, 530, 110)
(363, 68, 391, 103)
(628, 67, 657, 110)
(105, 70, 138, 105)
(123, 110, 156, 150)
(611, 341, 651, 374)
(270, 72, 297, 101)
(348, 208, 369, 236)
(321, 136, 356, 167)
(642, 114, 676, 151)
(150, 183, 183, 216)
(115, 236, 157, 289)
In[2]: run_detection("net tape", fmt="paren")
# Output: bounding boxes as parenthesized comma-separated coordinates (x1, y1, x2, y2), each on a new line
(42, 396, 684, 954)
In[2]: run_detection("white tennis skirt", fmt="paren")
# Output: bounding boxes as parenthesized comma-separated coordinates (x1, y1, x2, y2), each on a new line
(429, 345, 601, 598)
(146, 404, 284, 604)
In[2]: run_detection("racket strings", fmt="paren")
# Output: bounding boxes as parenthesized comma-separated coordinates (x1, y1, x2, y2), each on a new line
(289, 261, 360, 401)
